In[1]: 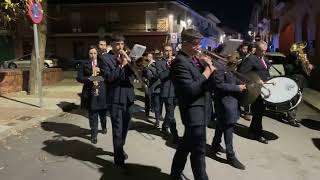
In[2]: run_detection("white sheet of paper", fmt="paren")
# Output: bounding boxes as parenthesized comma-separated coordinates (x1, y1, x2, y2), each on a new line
(220, 39, 243, 56)
(129, 44, 147, 58)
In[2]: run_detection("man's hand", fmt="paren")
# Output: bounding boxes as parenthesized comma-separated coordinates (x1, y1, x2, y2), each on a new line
(309, 64, 314, 70)
(238, 84, 246, 92)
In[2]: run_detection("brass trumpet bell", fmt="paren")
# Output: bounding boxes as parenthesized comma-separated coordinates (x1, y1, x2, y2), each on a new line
(290, 41, 307, 52)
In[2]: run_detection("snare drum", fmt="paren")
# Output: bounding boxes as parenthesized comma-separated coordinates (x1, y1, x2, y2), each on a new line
(261, 77, 302, 112)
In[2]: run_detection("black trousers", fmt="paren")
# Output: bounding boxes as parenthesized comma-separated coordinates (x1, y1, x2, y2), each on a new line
(110, 102, 133, 164)
(171, 125, 208, 180)
(152, 93, 161, 121)
(88, 109, 107, 138)
(161, 97, 178, 137)
(250, 96, 265, 137)
(212, 121, 235, 158)
(145, 91, 151, 115)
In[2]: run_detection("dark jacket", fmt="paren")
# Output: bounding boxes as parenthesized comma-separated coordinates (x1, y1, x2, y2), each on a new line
(76, 61, 107, 110)
(212, 60, 242, 124)
(170, 51, 213, 126)
(100, 53, 135, 104)
(156, 59, 175, 98)
(143, 61, 161, 94)
(238, 54, 271, 81)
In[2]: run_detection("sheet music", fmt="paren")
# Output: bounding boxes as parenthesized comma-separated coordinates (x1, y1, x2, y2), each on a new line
(129, 44, 147, 58)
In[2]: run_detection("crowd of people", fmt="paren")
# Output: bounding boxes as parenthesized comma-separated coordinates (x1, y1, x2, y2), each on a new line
(76, 28, 313, 180)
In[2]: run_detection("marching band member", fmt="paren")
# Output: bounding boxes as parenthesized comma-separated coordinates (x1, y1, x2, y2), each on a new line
(77, 45, 107, 144)
(100, 32, 134, 167)
(170, 29, 216, 180)
(211, 57, 246, 170)
(143, 53, 162, 127)
(155, 43, 179, 143)
(238, 41, 271, 144)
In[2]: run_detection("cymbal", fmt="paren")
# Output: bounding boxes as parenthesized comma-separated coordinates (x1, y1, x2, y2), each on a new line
(239, 71, 262, 106)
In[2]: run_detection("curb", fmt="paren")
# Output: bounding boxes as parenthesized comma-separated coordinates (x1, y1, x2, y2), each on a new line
(303, 100, 320, 113)
(0, 103, 79, 141)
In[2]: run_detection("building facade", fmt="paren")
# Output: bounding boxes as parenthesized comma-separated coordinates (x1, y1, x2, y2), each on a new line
(12, 0, 223, 65)
(250, 0, 320, 90)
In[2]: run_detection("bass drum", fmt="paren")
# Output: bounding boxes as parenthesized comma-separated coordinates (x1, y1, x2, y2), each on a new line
(261, 77, 303, 112)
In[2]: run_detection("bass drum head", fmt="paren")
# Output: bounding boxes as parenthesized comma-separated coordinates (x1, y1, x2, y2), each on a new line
(261, 77, 299, 104)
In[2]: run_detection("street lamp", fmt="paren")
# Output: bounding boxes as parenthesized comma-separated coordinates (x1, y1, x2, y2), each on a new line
(187, 18, 192, 26)
(168, 14, 174, 33)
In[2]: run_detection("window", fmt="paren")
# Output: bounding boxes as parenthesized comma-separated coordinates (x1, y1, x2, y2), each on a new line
(145, 10, 157, 31)
(70, 12, 81, 32)
(106, 10, 119, 22)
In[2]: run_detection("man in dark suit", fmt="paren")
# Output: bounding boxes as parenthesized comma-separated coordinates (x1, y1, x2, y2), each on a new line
(211, 59, 246, 170)
(100, 33, 134, 167)
(156, 44, 179, 143)
(170, 29, 216, 180)
(143, 55, 162, 127)
(238, 41, 271, 144)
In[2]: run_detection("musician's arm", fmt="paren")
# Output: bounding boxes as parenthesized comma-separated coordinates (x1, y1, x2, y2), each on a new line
(76, 63, 90, 84)
(171, 61, 207, 97)
(214, 70, 240, 92)
(104, 60, 125, 83)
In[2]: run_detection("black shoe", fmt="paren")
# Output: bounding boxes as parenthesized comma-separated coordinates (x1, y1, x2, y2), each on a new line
(162, 128, 170, 135)
(288, 120, 300, 127)
(91, 137, 97, 144)
(101, 128, 107, 134)
(211, 144, 226, 153)
(154, 121, 160, 128)
(256, 136, 268, 144)
(227, 157, 245, 170)
(123, 151, 128, 160)
(115, 161, 126, 168)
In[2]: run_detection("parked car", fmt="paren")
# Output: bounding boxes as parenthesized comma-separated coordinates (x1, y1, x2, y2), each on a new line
(3, 54, 59, 69)
(265, 52, 287, 77)
(73, 59, 87, 70)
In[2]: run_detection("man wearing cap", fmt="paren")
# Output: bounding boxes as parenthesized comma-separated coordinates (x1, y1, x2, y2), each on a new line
(170, 29, 216, 180)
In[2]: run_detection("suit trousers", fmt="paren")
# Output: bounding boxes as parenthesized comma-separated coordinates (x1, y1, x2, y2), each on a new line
(161, 97, 178, 137)
(88, 109, 107, 138)
(212, 121, 235, 158)
(152, 93, 161, 121)
(110, 102, 133, 164)
(145, 91, 151, 115)
(171, 125, 208, 180)
(250, 96, 266, 137)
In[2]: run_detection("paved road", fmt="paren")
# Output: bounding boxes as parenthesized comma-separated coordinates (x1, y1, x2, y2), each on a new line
(0, 101, 319, 180)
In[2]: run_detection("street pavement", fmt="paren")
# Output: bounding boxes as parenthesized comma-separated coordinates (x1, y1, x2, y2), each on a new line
(0, 97, 319, 180)
(0, 71, 319, 180)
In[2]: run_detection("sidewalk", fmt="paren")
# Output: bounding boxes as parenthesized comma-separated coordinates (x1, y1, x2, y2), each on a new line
(303, 88, 320, 111)
(0, 71, 82, 140)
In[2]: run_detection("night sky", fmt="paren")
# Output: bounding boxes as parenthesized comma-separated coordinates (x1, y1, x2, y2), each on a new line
(182, 0, 256, 33)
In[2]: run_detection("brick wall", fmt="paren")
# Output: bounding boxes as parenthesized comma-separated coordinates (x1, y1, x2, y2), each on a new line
(0, 68, 63, 95)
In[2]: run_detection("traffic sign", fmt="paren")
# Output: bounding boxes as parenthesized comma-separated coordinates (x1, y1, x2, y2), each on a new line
(28, 0, 43, 24)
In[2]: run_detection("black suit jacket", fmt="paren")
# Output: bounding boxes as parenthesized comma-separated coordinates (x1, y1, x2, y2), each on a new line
(76, 60, 107, 110)
(156, 59, 175, 98)
(143, 61, 161, 94)
(212, 60, 242, 124)
(238, 54, 271, 81)
(170, 51, 213, 126)
(100, 53, 135, 105)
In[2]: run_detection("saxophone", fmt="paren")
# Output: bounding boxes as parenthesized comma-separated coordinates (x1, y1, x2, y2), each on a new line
(92, 65, 100, 96)
(290, 42, 312, 76)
